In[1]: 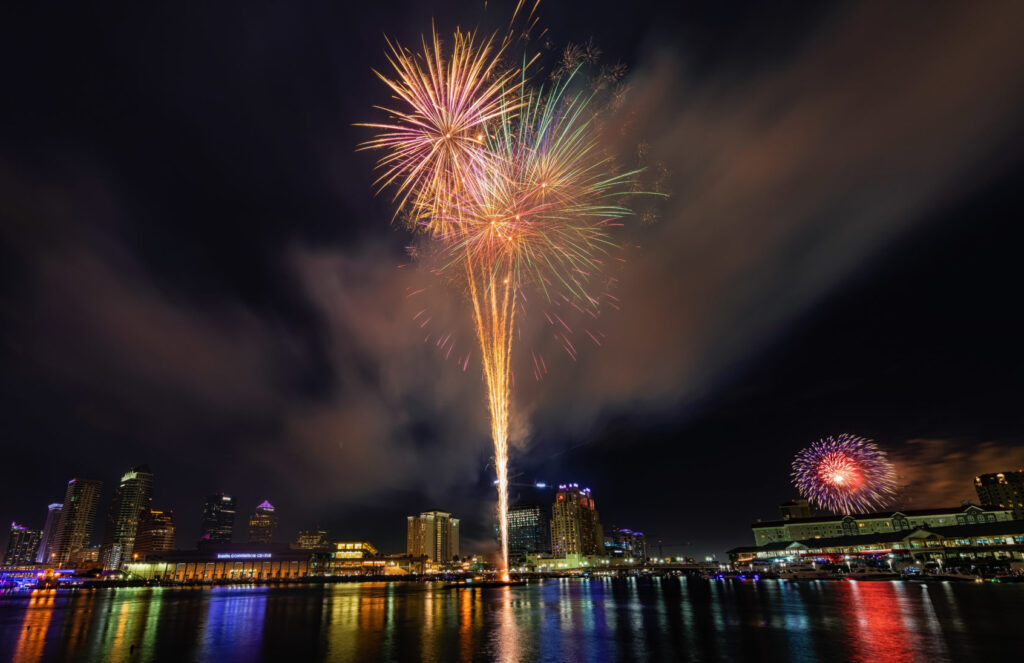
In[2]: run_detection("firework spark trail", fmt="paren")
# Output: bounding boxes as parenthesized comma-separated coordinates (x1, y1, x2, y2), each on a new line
(362, 1, 643, 577)
(791, 434, 898, 515)
(466, 259, 516, 575)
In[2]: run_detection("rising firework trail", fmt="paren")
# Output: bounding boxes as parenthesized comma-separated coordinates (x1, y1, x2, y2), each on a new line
(361, 1, 641, 576)
(791, 434, 898, 515)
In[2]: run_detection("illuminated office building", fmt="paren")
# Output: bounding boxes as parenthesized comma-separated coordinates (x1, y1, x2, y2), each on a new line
(2, 523, 41, 567)
(200, 493, 236, 544)
(134, 508, 176, 558)
(508, 503, 551, 558)
(247, 501, 278, 543)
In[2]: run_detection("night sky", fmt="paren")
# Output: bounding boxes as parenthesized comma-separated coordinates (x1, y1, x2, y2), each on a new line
(2, 1, 1024, 561)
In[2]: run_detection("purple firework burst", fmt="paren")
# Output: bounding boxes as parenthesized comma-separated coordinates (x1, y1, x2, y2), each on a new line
(791, 434, 898, 515)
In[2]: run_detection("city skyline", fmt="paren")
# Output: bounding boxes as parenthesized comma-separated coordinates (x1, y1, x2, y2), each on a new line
(7, 459, 1022, 566)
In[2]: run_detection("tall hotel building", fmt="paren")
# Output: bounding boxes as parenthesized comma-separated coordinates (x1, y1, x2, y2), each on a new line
(101, 465, 154, 570)
(976, 470, 1024, 519)
(407, 511, 460, 562)
(551, 484, 605, 557)
(52, 478, 103, 566)
(200, 493, 236, 544)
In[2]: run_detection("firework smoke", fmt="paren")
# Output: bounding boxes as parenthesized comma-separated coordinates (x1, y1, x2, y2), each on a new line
(792, 434, 898, 515)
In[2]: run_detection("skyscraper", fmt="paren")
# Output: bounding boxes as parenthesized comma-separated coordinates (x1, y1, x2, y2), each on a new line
(247, 501, 278, 543)
(2, 523, 42, 567)
(101, 465, 154, 570)
(52, 478, 103, 566)
(551, 484, 604, 557)
(975, 470, 1024, 519)
(200, 493, 236, 544)
(36, 503, 63, 564)
(407, 511, 460, 562)
(134, 508, 176, 559)
(508, 503, 551, 559)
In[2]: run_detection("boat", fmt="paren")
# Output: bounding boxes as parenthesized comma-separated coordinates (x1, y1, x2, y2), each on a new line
(778, 564, 832, 580)
(844, 567, 899, 580)
(929, 571, 980, 582)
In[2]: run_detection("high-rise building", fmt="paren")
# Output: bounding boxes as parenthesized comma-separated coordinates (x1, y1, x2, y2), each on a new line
(406, 511, 460, 562)
(2, 523, 42, 567)
(52, 478, 103, 567)
(134, 509, 176, 559)
(101, 465, 154, 570)
(779, 499, 812, 521)
(508, 503, 551, 559)
(975, 470, 1024, 519)
(608, 527, 647, 561)
(247, 501, 278, 543)
(200, 493, 236, 544)
(293, 528, 330, 550)
(551, 484, 604, 557)
(36, 503, 63, 564)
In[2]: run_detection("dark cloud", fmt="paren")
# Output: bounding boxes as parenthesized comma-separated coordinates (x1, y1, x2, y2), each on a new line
(894, 440, 1024, 510)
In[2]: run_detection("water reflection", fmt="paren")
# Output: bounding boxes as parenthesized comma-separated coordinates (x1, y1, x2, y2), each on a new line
(12, 590, 55, 663)
(1, 579, 1021, 662)
(199, 587, 267, 662)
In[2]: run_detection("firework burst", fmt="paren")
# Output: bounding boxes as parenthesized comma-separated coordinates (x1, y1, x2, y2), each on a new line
(791, 434, 898, 515)
(357, 26, 527, 236)
(362, 2, 644, 576)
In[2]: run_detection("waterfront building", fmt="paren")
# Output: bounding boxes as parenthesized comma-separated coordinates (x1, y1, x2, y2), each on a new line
(729, 520, 1024, 566)
(508, 503, 551, 559)
(247, 501, 278, 543)
(293, 528, 330, 550)
(383, 554, 428, 575)
(2, 523, 42, 568)
(124, 543, 314, 581)
(551, 484, 604, 557)
(751, 504, 1012, 545)
(51, 478, 103, 567)
(199, 493, 236, 544)
(608, 527, 647, 561)
(36, 503, 63, 563)
(134, 509, 175, 559)
(406, 511, 460, 562)
(101, 465, 154, 570)
(779, 499, 812, 520)
(975, 470, 1024, 519)
(331, 541, 384, 575)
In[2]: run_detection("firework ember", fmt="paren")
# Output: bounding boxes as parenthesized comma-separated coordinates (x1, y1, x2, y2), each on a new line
(362, 1, 641, 576)
(791, 434, 898, 515)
